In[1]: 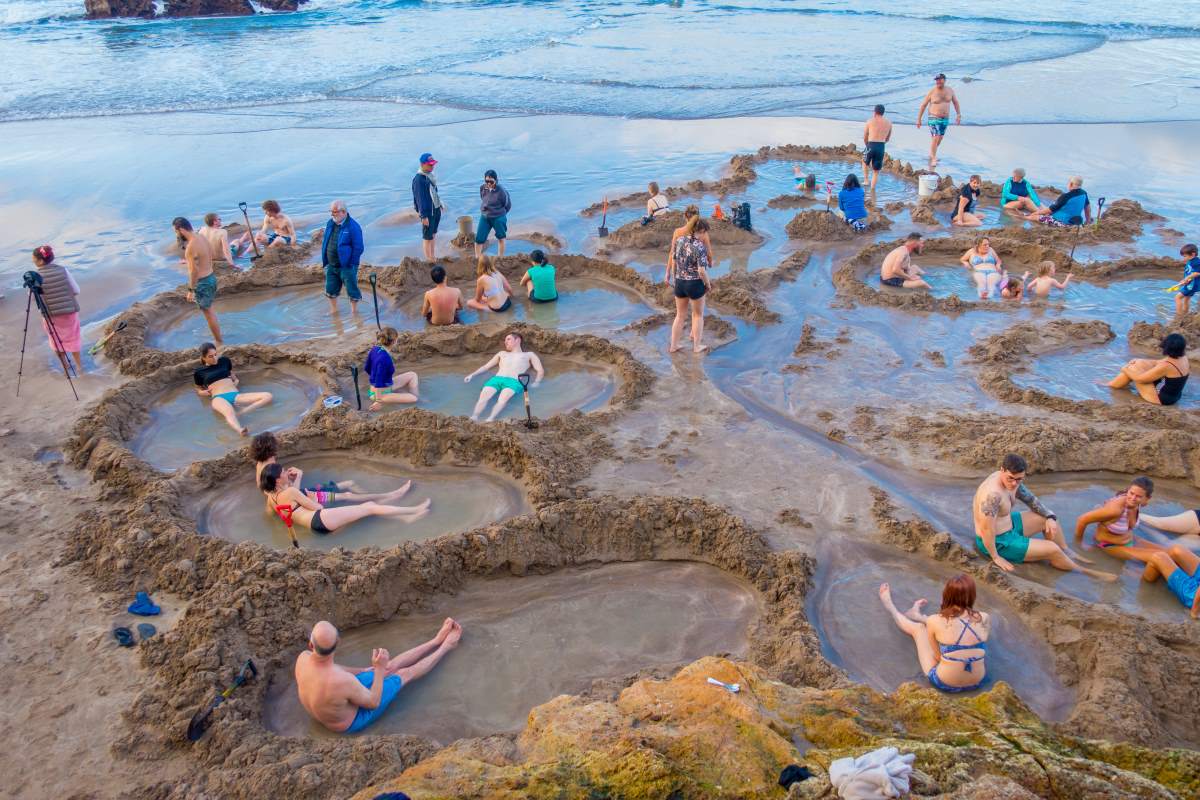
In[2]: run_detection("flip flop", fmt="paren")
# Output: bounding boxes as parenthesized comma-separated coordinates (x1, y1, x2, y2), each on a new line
(113, 626, 134, 647)
(137, 623, 157, 641)
(127, 590, 161, 616)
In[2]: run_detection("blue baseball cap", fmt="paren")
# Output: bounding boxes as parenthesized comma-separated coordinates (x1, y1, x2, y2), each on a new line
(419, 152, 437, 166)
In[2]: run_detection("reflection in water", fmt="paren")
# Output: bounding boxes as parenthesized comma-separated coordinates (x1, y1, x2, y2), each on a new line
(1014, 342, 1197, 409)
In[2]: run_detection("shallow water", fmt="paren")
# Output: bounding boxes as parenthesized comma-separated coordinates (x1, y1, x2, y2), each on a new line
(263, 560, 759, 742)
(191, 453, 530, 551)
(811, 544, 1074, 720)
(1013, 339, 1196, 409)
(128, 366, 321, 471)
(145, 285, 410, 351)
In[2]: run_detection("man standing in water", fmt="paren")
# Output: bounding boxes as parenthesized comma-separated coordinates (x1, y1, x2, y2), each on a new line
(916, 73, 961, 168)
(973, 453, 1115, 581)
(412, 153, 447, 262)
(464, 331, 544, 422)
(295, 619, 462, 734)
(323, 199, 365, 315)
(173, 217, 222, 344)
(862, 104, 892, 192)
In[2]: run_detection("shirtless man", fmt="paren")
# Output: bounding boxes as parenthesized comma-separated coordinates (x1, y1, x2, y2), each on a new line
(916, 73, 961, 168)
(199, 212, 251, 263)
(256, 199, 297, 249)
(172, 216, 223, 343)
(862, 104, 893, 192)
(295, 619, 462, 734)
(973, 453, 1114, 580)
(464, 331, 544, 422)
(421, 265, 464, 325)
(880, 232, 930, 289)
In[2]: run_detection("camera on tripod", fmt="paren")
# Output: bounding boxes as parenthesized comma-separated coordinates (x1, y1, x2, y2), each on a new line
(22, 270, 42, 292)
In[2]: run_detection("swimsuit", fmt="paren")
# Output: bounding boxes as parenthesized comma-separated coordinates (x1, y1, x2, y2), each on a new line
(193, 273, 218, 309)
(425, 310, 462, 325)
(1097, 495, 1136, 547)
(304, 484, 337, 505)
(863, 141, 885, 171)
(213, 390, 239, 406)
(1181, 257, 1200, 298)
(481, 273, 512, 311)
(1167, 564, 1200, 610)
(927, 617, 986, 693)
(927, 116, 949, 137)
(975, 511, 1030, 563)
(266, 232, 293, 246)
(880, 276, 905, 287)
(1156, 362, 1188, 406)
(484, 375, 524, 395)
(270, 493, 331, 535)
(344, 672, 404, 733)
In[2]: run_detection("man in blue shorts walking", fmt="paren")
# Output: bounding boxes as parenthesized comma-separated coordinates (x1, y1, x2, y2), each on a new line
(917, 73, 961, 168)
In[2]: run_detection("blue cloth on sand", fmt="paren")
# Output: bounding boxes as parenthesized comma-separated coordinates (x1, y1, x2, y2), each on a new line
(128, 591, 161, 616)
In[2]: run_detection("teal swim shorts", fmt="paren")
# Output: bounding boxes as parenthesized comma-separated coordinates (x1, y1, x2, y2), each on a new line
(484, 375, 524, 394)
(975, 511, 1030, 563)
(193, 273, 218, 310)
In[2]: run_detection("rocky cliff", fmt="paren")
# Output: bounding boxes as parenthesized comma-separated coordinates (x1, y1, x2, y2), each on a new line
(85, 0, 307, 18)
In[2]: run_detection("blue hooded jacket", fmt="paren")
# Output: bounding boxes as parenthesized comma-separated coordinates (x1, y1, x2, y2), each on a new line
(322, 214, 364, 271)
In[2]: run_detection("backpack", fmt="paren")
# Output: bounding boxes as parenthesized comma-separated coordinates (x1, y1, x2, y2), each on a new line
(731, 202, 752, 232)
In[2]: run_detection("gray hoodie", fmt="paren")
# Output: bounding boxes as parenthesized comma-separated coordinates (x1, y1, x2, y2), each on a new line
(479, 183, 512, 219)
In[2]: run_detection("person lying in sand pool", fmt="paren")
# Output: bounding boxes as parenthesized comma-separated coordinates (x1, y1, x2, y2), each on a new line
(880, 233, 929, 289)
(200, 212, 252, 263)
(520, 249, 557, 303)
(251, 432, 412, 503)
(1104, 333, 1189, 406)
(1074, 477, 1166, 565)
(296, 618, 461, 733)
(1141, 545, 1200, 619)
(1025, 176, 1091, 228)
(466, 255, 512, 313)
(464, 332, 544, 422)
(421, 265, 464, 325)
(256, 199, 297, 248)
(260, 462, 429, 535)
(1142, 509, 1200, 537)
(959, 237, 1005, 299)
(1000, 168, 1041, 215)
(193, 342, 272, 436)
(1026, 261, 1071, 298)
(879, 574, 989, 693)
(973, 453, 1114, 580)
(364, 326, 419, 411)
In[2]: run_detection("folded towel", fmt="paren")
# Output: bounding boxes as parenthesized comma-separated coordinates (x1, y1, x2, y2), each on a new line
(829, 746, 915, 799)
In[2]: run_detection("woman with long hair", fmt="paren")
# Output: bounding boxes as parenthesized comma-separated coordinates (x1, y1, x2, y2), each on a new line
(958, 236, 1005, 299)
(665, 214, 713, 354)
(193, 342, 273, 435)
(879, 574, 990, 692)
(259, 462, 430, 537)
(466, 254, 513, 313)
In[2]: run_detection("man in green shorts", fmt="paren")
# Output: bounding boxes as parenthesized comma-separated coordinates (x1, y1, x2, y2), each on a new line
(972, 453, 1114, 581)
(464, 331, 544, 422)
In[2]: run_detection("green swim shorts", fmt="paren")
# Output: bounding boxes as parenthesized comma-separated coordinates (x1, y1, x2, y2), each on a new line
(484, 375, 524, 394)
(975, 511, 1029, 563)
(193, 273, 218, 310)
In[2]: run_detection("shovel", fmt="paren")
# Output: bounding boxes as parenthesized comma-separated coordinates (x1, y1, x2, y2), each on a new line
(1095, 196, 1106, 227)
(238, 202, 262, 261)
(824, 181, 835, 214)
(598, 198, 609, 238)
(351, 365, 362, 411)
(88, 320, 127, 355)
(187, 659, 258, 741)
(517, 372, 538, 429)
(368, 272, 381, 330)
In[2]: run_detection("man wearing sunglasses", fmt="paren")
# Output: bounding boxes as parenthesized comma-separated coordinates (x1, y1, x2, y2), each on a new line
(322, 199, 365, 315)
(295, 618, 462, 733)
(972, 453, 1114, 581)
(475, 169, 512, 258)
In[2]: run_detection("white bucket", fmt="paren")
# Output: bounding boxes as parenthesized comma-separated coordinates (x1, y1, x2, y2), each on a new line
(918, 174, 938, 197)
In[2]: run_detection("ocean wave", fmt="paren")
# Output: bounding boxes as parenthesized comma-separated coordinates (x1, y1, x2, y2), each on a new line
(0, 0, 82, 26)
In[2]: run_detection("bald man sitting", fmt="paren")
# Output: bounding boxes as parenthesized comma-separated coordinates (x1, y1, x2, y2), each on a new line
(295, 618, 462, 733)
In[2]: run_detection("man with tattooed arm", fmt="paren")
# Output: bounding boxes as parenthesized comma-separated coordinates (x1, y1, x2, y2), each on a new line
(972, 453, 1115, 581)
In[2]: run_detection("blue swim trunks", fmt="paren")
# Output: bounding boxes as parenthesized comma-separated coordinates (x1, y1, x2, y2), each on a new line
(267, 232, 293, 246)
(193, 273, 218, 310)
(928, 116, 949, 137)
(344, 671, 403, 733)
(1166, 566, 1200, 610)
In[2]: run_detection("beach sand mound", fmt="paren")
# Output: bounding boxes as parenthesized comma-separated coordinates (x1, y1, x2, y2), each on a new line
(785, 209, 892, 241)
(603, 212, 763, 250)
(766, 193, 820, 210)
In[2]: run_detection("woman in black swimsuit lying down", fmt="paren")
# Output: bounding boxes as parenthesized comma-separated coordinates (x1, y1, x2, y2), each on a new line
(259, 463, 430, 535)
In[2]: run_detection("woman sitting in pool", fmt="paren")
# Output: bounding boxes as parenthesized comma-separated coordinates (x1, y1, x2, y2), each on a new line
(259, 462, 430, 536)
(1104, 333, 1189, 406)
(958, 236, 1005, 299)
(1074, 476, 1165, 565)
(466, 254, 512, 313)
(193, 342, 273, 435)
(878, 574, 990, 693)
(250, 432, 413, 504)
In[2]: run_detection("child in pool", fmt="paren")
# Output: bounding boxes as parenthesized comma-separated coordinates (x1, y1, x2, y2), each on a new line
(364, 327, 420, 412)
(1026, 261, 1071, 298)
(1172, 243, 1199, 315)
(1001, 274, 1027, 300)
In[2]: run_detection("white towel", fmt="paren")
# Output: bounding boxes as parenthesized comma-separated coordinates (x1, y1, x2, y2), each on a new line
(828, 746, 915, 799)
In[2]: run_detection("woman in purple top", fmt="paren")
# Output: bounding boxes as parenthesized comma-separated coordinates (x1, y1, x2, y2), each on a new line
(364, 327, 420, 412)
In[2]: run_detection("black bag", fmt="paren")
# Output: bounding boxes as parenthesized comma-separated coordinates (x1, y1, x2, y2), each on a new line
(731, 202, 752, 231)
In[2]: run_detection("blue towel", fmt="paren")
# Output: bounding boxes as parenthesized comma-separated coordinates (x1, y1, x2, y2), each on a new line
(128, 591, 161, 616)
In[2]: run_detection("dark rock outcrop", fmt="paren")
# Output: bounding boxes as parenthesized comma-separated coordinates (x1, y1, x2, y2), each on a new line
(85, 0, 308, 18)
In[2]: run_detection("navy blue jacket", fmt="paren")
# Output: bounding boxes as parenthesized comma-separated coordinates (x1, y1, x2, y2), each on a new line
(412, 172, 437, 218)
(322, 214, 364, 271)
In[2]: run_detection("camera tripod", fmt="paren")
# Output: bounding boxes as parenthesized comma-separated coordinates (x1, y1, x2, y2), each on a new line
(16, 270, 79, 401)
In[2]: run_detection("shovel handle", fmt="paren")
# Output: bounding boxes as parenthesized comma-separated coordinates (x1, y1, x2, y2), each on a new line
(517, 372, 531, 391)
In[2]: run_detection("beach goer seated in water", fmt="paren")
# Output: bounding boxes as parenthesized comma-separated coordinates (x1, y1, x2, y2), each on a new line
(256, 199, 297, 248)
(666, 215, 713, 354)
(952, 174, 984, 227)
(260, 462, 430, 535)
(421, 265, 464, 325)
(1104, 333, 1189, 406)
(973, 453, 1115, 580)
(296, 618, 462, 733)
(1000, 276, 1025, 300)
(1026, 261, 1071, 298)
(365, 326, 419, 411)
(519, 249, 557, 303)
(464, 332, 543, 422)
(193, 342, 272, 436)
(1000, 168, 1041, 215)
(1026, 176, 1091, 228)
(880, 233, 929, 289)
(200, 212, 251, 263)
(1172, 243, 1200, 316)
(1074, 476, 1167, 567)
(251, 432, 413, 503)
(835, 174, 869, 232)
(878, 574, 989, 693)
(959, 236, 1005, 299)
(1142, 545, 1200, 619)
(466, 255, 512, 313)
(642, 182, 669, 225)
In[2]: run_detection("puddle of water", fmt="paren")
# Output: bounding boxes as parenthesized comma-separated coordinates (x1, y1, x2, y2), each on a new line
(263, 561, 759, 743)
(1014, 339, 1196, 409)
(352, 355, 617, 420)
(812, 549, 1074, 721)
(751, 159, 917, 209)
(146, 285, 415, 351)
(191, 452, 530, 551)
(128, 366, 321, 471)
